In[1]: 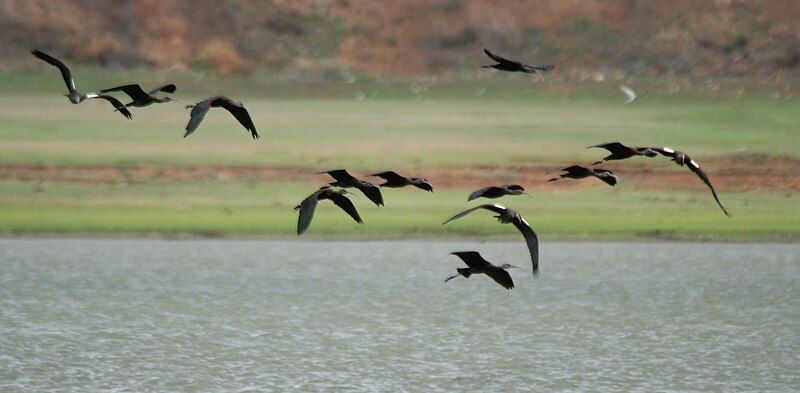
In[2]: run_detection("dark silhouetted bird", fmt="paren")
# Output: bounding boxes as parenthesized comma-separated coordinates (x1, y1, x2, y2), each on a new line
(445, 251, 518, 290)
(549, 165, 619, 186)
(468, 184, 531, 201)
(589, 142, 659, 165)
(370, 171, 433, 192)
(650, 147, 731, 217)
(443, 204, 539, 277)
(318, 169, 384, 206)
(31, 50, 132, 119)
(184, 96, 258, 139)
(294, 186, 362, 235)
(100, 83, 181, 108)
(482, 49, 553, 80)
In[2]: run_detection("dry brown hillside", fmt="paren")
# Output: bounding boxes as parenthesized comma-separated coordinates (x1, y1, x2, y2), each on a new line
(1, 0, 798, 78)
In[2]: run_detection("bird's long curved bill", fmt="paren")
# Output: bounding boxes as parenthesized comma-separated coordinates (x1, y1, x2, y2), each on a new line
(523, 192, 533, 198)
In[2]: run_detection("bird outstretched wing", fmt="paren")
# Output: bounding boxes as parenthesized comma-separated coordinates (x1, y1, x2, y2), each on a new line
(320, 169, 358, 183)
(356, 183, 384, 206)
(212, 97, 259, 139)
(371, 171, 406, 185)
(84, 93, 132, 119)
(467, 186, 498, 201)
(512, 218, 540, 277)
(589, 142, 627, 153)
(184, 101, 210, 137)
(619, 84, 637, 104)
(485, 269, 515, 290)
(443, 204, 506, 225)
(148, 84, 177, 95)
(483, 49, 519, 66)
(31, 50, 76, 93)
(328, 193, 364, 224)
(295, 193, 320, 235)
(686, 160, 732, 217)
(100, 84, 150, 102)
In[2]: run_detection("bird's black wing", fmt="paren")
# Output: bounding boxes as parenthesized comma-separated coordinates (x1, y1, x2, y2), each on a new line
(356, 182, 384, 206)
(328, 193, 364, 224)
(451, 251, 489, 270)
(184, 101, 210, 137)
(443, 204, 507, 225)
(589, 142, 627, 153)
(485, 268, 515, 290)
(212, 97, 259, 139)
(100, 84, 150, 102)
(85, 93, 132, 119)
(483, 49, 519, 66)
(295, 192, 321, 235)
(512, 217, 540, 277)
(32, 50, 76, 93)
(686, 159, 732, 217)
(371, 171, 406, 186)
(468, 186, 497, 201)
(321, 169, 358, 184)
(148, 84, 177, 95)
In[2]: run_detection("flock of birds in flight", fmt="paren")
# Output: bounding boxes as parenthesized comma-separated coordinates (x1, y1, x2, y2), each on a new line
(31, 48, 732, 290)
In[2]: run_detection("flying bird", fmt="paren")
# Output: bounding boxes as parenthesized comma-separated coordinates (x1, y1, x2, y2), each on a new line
(619, 84, 637, 104)
(549, 165, 619, 186)
(294, 186, 363, 235)
(370, 171, 433, 192)
(650, 147, 732, 217)
(482, 49, 553, 80)
(443, 204, 539, 277)
(588, 142, 659, 165)
(184, 96, 259, 139)
(468, 184, 531, 201)
(31, 50, 132, 119)
(445, 251, 518, 290)
(318, 169, 384, 206)
(100, 83, 181, 108)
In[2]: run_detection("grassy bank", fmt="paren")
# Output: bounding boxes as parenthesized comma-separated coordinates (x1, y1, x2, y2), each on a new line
(0, 75, 798, 241)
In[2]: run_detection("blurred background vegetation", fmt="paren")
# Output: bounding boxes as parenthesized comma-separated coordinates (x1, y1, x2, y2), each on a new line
(1, 0, 798, 79)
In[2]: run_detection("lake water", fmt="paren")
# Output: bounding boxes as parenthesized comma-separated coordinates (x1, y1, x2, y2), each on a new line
(0, 238, 797, 392)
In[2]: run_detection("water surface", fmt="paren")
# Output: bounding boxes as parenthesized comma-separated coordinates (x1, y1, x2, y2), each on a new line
(1, 239, 797, 392)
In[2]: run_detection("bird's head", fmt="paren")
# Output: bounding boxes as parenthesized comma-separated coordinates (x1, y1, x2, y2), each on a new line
(500, 264, 519, 270)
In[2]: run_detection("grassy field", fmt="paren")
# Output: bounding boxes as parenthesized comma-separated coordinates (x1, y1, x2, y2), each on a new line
(1, 73, 798, 241)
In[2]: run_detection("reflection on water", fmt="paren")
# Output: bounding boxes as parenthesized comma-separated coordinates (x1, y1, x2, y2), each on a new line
(0, 239, 798, 392)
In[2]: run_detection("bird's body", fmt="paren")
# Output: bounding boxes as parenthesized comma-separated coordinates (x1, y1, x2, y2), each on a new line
(468, 184, 530, 201)
(445, 251, 517, 289)
(101, 83, 179, 108)
(31, 50, 132, 119)
(443, 204, 539, 277)
(619, 84, 637, 104)
(294, 186, 363, 235)
(370, 171, 433, 192)
(482, 49, 553, 80)
(589, 142, 658, 165)
(549, 165, 619, 186)
(184, 96, 259, 139)
(319, 169, 384, 206)
(650, 147, 731, 217)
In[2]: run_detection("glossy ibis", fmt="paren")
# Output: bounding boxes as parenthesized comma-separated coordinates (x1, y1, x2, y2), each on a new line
(589, 142, 658, 165)
(549, 165, 619, 186)
(445, 251, 518, 290)
(184, 96, 259, 139)
(650, 147, 731, 217)
(100, 83, 181, 108)
(482, 49, 553, 80)
(318, 169, 384, 206)
(468, 184, 531, 201)
(294, 186, 362, 235)
(370, 171, 433, 192)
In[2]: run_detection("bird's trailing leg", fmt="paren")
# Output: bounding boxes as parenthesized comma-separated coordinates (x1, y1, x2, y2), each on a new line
(444, 273, 461, 283)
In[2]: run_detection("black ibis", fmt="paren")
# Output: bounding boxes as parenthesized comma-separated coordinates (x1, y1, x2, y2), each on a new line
(468, 184, 531, 201)
(445, 251, 518, 290)
(318, 169, 384, 206)
(100, 83, 181, 108)
(31, 50, 132, 119)
(184, 96, 259, 139)
(650, 147, 732, 217)
(549, 165, 619, 186)
(370, 171, 433, 192)
(482, 49, 553, 80)
(294, 186, 362, 235)
(589, 142, 659, 165)
(443, 204, 539, 277)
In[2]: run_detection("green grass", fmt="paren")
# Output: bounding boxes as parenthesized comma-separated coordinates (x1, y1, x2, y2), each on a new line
(1, 73, 798, 240)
